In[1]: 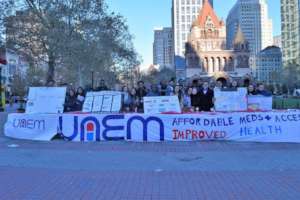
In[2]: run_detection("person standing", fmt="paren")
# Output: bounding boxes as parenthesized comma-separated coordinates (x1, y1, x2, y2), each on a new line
(247, 84, 257, 95)
(174, 85, 184, 107)
(122, 86, 133, 112)
(76, 87, 86, 110)
(256, 83, 272, 96)
(199, 82, 214, 112)
(190, 86, 200, 111)
(230, 80, 239, 89)
(147, 84, 160, 96)
(95, 79, 109, 91)
(64, 89, 79, 112)
(136, 81, 147, 112)
(159, 80, 168, 96)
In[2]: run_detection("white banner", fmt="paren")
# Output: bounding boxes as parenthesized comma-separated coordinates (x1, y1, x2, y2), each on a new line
(143, 96, 181, 114)
(58, 111, 300, 143)
(26, 87, 66, 114)
(5, 113, 59, 141)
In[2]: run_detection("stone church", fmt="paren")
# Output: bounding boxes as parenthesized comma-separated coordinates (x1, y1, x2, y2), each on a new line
(185, 0, 251, 81)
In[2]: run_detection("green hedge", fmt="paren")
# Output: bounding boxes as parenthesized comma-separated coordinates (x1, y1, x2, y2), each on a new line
(273, 97, 300, 109)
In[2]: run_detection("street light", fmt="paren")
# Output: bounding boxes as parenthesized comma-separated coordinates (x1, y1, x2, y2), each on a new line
(91, 70, 94, 90)
(0, 57, 7, 112)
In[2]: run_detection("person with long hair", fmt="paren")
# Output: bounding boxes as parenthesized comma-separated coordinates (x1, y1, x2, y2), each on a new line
(76, 87, 86, 110)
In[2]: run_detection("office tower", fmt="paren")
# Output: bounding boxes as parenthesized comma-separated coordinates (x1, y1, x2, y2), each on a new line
(226, 0, 273, 55)
(153, 27, 174, 69)
(281, 0, 300, 66)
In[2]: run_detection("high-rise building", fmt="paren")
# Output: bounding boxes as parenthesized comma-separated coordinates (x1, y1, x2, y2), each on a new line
(226, 0, 273, 55)
(253, 46, 282, 84)
(153, 27, 174, 70)
(281, 0, 300, 66)
(172, 0, 213, 79)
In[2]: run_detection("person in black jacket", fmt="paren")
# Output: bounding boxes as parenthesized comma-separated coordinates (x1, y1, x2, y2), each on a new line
(190, 86, 200, 111)
(199, 81, 214, 112)
(64, 89, 79, 112)
(136, 81, 147, 112)
(95, 79, 109, 91)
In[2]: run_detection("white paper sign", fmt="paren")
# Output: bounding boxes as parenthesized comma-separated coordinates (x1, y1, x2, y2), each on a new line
(214, 88, 248, 112)
(82, 91, 122, 113)
(82, 93, 94, 112)
(248, 96, 273, 111)
(5, 113, 59, 141)
(143, 96, 181, 114)
(26, 87, 66, 114)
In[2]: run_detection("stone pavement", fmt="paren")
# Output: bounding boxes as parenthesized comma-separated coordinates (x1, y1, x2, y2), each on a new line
(1, 135, 300, 200)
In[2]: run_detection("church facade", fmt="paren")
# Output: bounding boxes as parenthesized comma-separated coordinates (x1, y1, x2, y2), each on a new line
(185, 0, 251, 80)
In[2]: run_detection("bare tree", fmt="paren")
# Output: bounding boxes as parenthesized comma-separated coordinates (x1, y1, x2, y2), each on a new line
(2, 0, 139, 86)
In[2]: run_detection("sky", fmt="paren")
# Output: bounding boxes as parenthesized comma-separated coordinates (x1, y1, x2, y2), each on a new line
(107, 0, 281, 69)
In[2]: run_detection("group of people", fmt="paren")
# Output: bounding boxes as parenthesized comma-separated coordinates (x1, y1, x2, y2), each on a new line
(62, 78, 272, 113)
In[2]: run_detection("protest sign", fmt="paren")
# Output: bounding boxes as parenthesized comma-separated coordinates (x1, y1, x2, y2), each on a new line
(26, 87, 66, 114)
(82, 92, 94, 112)
(143, 96, 181, 114)
(214, 88, 248, 112)
(82, 91, 122, 113)
(248, 96, 273, 111)
(5, 113, 59, 141)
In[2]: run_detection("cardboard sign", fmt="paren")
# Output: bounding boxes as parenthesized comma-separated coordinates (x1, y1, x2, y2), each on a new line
(26, 87, 66, 114)
(143, 96, 181, 114)
(82, 91, 122, 113)
(248, 96, 273, 111)
(214, 88, 248, 112)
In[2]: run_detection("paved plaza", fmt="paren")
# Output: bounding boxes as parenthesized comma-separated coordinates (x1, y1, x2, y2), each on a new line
(1, 134, 300, 200)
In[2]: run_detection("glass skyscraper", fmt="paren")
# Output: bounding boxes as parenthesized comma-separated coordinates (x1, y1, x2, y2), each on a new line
(172, 0, 213, 79)
(281, 0, 300, 66)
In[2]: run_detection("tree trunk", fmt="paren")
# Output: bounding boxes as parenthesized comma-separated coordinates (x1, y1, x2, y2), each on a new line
(47, 52, 55, 83)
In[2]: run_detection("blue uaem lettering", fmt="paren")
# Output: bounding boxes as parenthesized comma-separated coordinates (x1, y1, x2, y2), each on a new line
(59, 115, 126, 141)
(59, 116, 101, 141)
(102, 115, 125, 141)
(127, 116, 164, 141)
(13, 118, 45, 130)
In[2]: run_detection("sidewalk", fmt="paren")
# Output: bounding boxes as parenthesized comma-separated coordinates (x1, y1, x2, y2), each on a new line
(0, 135, 300, 200)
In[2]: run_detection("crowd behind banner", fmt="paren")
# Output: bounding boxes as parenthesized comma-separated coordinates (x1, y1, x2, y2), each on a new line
(60, 78, 272, 113)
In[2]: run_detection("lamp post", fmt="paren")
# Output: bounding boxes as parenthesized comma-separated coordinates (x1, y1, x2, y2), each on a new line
(91, 70, 94, 90)
(0, 57, 7, 112)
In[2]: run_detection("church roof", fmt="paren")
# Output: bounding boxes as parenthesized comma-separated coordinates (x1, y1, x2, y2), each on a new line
(192, 0, 223, 28)
(233, 25, 247, 44)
